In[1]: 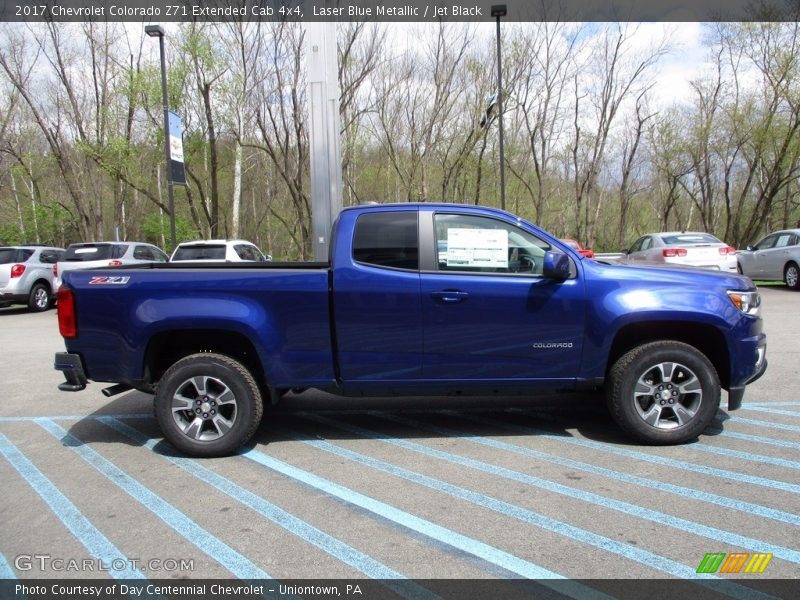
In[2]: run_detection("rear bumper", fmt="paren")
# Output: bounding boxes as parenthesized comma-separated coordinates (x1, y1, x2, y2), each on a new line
(54, 352, 87, 391)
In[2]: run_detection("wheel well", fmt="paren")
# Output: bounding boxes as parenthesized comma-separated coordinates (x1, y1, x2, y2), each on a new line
(608, 322, 730, 389)
(144, 330, 264, 389)
(32, 278, 52, 291)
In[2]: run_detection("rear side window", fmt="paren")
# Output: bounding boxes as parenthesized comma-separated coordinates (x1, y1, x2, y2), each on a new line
(353, 212, 418, 270)
(134, 245, 166, 261)
(39, 250, 61, 264)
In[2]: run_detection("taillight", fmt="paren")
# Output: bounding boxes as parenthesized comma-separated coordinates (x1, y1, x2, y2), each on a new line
(10, 264, 25, 278)
(719, 246, 737, 255)
(108, 260, 123, 267)
(53, 263, 59, 277)
(57, 288, 77, 338)
(662, 248, 688, 257)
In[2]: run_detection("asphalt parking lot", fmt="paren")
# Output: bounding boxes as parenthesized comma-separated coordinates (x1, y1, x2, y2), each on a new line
(0, 286, 798, 598)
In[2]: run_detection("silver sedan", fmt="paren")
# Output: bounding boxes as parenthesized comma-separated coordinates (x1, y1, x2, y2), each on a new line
(737, 228, 800, 289)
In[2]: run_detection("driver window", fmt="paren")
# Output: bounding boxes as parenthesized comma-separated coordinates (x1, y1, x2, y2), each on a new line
(434, 214, 549, 275)
(755, 235, 777, 251)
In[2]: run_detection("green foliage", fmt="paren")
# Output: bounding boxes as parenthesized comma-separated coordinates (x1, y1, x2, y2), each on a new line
(142, 213, 197, 254)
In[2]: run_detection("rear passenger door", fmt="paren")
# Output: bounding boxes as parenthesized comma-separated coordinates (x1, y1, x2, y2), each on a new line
(333, 210, 423, 382)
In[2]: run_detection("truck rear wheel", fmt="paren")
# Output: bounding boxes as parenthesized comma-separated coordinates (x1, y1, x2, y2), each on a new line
(606, 341, 720, 444)
(154, 353, 263, 457)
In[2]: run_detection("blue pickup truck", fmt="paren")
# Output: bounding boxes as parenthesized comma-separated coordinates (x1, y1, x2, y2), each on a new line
(54, 203, 767, 457)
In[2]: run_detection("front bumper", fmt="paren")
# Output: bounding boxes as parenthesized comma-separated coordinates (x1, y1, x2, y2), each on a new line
(54, 352, 87, 392)
(728, 340, 768, 411)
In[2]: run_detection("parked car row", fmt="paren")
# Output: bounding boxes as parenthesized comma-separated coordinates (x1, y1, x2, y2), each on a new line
(1, 238, 271, 312)
(613, 228, 800, 289)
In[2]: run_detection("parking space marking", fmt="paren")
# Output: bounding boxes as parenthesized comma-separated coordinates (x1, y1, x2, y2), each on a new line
(688, 443, 800, 471)
(310, 413, 800, 565)
(360, 412, 800, 527)
(99, 416, 443, 599)
(35, 419, 272, 581)
(494, 410, 800, 494)
(0, 415, 151, 423)
(728, 416, 800, 434)
(282, 426, 780, 600)
(748, 402, 800, 407)
(0, 554, 17, 579)
(0, 432, 145, 580)
(706, 427, 800, 451)
(740, 406, 800, 418)
(240, 450, 618, 600)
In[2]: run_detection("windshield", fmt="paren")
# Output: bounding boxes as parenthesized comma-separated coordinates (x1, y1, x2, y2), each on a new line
(172, 245, 226, 260)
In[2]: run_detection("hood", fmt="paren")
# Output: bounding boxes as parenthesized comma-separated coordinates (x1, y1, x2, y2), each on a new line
(587, 260, 756, 291)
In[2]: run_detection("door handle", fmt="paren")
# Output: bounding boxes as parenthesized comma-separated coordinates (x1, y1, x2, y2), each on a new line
(430, 290, 469, 303)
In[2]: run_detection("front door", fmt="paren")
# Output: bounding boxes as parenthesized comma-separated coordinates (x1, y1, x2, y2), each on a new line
(420, 212, 585, 381)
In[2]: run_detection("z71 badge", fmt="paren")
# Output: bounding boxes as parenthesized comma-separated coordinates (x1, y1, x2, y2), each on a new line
(89, 276, 130, 285)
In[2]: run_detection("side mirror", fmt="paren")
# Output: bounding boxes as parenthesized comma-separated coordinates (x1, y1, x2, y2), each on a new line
(620, 248, 629, 254)
(543, 250, 571, 280)
(746, 245, 755, 252)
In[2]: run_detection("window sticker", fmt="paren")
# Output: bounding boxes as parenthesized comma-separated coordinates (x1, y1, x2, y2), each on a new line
(446, 228, 509, 268)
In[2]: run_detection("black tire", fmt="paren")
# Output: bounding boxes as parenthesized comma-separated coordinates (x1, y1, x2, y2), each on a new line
(28, 283, 51, 312)
(606, 341, 720, 445)
(784, 262, 800, 290)
(154, 353, 263, 457)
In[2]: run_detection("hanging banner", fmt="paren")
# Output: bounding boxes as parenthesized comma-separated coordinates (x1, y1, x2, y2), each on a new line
(168, 111, 187, 185)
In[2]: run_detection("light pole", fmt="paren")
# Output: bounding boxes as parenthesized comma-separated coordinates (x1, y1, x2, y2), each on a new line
(145, 24, 176, 250)
(491, 4, 507, 211)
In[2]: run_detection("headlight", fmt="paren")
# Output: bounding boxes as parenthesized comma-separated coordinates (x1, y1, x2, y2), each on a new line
(727, 290, 761, 315)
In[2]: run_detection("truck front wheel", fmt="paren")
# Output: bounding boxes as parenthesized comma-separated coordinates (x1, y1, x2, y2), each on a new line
(155, 353, 264, 457)
(607, 341, 720, 444)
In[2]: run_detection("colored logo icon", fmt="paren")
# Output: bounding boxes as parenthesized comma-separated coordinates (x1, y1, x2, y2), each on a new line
(697, 552, 773, 574)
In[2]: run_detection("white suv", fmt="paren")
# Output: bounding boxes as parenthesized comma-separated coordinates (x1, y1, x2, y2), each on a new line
(54, 242, 168, 292)
(170, 240, 271, 262)
(0, 245, 64, 311)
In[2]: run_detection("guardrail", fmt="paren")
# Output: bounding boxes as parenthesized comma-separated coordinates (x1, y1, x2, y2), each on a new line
(594, 252, 625, 263)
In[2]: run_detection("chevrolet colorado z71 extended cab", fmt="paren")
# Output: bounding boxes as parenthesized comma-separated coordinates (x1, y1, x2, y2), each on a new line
(54, 204, 767, 457)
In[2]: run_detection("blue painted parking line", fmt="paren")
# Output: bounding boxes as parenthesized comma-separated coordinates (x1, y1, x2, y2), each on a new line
(690, 443, 800, 471)
(748, 402, 800, 407)
(739, 406, 800, 418)
(35, 419, 272, 581)
(729, 416, 800, 434)
(0, 432, 145, 579)
(0, 553, 17, 579)
(283, 426, 776, 600)
(312, 413, 800, 565)
(707, 427, 800, 451)
(497, 410, 800, 495)
(99, 417, 441, 600)
(350, 412, 800, 527)
(240, 450, 618, 600)
(0, 415, 151, 423)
